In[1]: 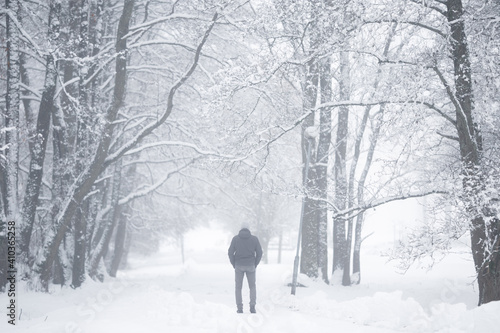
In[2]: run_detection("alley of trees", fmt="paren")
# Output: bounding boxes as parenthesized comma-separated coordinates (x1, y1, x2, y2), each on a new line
(1, 0, 500, 306)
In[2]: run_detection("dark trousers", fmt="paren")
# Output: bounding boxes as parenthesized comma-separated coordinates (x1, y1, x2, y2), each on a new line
(235, 265, 256, 308)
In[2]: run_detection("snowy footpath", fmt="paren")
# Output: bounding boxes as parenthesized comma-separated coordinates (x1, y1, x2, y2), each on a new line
(2, 226, 500, 333)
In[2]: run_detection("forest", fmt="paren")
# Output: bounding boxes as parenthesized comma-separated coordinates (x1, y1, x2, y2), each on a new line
(1, 0, 499, 308)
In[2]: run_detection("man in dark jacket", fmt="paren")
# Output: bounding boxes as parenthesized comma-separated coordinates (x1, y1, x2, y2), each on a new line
(228, 225, 263, 314)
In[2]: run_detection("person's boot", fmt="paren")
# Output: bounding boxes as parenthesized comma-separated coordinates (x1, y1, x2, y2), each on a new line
(250, 305, 256, 314)
(237, 305, 243, 313)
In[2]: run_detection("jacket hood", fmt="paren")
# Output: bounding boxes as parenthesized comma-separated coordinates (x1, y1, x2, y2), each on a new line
(238, 228, 251, 239)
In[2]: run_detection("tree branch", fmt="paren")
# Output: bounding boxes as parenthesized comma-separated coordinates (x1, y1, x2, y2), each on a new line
(123, 140, 236, 159)
(333, 190, 448, 220)
(432, 65, 475, 143)
(436, 131, 459, 141)
(126, 13, 211, 38)
(408, 0, 447, 16)
(364, 19, 446, 38)
(315, 99, 456, 126)
(2, 9, 45, 59)
(117, 159, 196, 207)
(104, 12, 219, 168)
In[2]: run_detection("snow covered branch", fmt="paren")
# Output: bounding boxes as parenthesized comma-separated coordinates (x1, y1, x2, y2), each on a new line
(123, 141, 235, 159)
(103, 12, 219, 168)
(118, 159, 196, 206)
(408, 0, 447, 16)
(432, 65, 476, 145)
(331, 190, 448, 220)
(126, 13, 211, 39)
(2, 8, 45, 59)
(364, 19, 446, 38)
(316, 99, 456, 126)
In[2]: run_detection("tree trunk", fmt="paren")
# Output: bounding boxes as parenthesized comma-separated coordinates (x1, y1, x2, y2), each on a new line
(350, 24, 395, 284)
(1, 0, 19, 286)
(107, 160, 136, 278)
(52, 248, 66, 285)
(73, 2, 104, 284)
(119, 231, 132, 270)
(18, 0, 36, 155)
(300, 56, 319, 278)
(262, 236, 270, 265)
(348, 105, 371, 285)
(352, 212, 364, 284)
(19, 1, 60, 254)
(315, 56, 332, 284)
(71, 203, 87, 288)
(477, 219, 500, 304)
(52, 0, 81, 206)
(340, 49, 352, 286)
(332, 52, 350, 285)
(70, 0, 94, 287)
(445, 0, 499, 305)
(3, 0, 20, 221)
(89, 160, 122, 279)
(108, 176, 132, 277)
(86, 182, 107, 258)
(352, 108, 384, 284)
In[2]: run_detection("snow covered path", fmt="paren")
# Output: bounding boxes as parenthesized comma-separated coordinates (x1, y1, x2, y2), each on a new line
(2, 226, 500, 333)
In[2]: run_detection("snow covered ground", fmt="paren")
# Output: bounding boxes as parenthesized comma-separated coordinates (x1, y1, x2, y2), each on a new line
(2, 224, 499, 333)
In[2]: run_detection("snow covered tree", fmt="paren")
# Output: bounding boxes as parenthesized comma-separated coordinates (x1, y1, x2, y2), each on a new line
(19, 0, 60, 261)
(443, 0, 500, 306)
(364, 0, 500, 305)
(2, 0, 20, 226)
(266, 0, 363, 284)
(0, 0, 225, 290)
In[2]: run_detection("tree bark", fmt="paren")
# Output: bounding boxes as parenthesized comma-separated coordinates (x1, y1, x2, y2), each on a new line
(348, 106, 370, 284)
(119, 230, 132, 270)
(19, 0, 61, 260)
(315, 57, 332, 283)
(299, 56, 319, 278)
(18, 0, 35, 154)
(108, 205, 127, 277)
(332, 52, 349, 285)
(70, 0, 95, 287)
(262, 236, 270, 265)
(52, 0, 81, 207)
(71, 203, 87, 288)
(3, 0, 20, 221)
(52, 247, 66, 285)
(445, 0, 498, 306)
(89, 159, 122, 279)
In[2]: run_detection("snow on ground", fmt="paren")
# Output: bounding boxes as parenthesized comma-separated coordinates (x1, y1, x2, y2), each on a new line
(2, 223, 499, 333)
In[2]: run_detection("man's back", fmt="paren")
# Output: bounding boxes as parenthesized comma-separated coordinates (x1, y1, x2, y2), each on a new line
(228, 228, 263, 267)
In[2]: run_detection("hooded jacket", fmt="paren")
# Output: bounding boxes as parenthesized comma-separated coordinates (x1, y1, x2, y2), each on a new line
(228, 228, 263, 268)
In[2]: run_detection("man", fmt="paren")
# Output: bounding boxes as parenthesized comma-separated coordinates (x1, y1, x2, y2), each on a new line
(228, 224, 263, 314)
